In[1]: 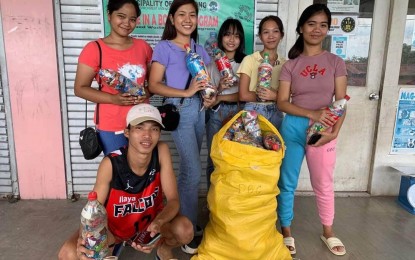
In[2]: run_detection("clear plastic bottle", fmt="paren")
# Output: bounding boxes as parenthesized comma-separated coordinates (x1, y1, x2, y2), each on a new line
(204, 31, 218, 58)
(256, 53, 273, 102)
(212, 43, 237, 84)
(184, 44, 217, 99)
(80, 191, 109, 260)
(241, 110, 262, 144)
(307, 95, 350, 145)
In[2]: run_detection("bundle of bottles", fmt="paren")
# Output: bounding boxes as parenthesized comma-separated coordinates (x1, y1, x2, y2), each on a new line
(223, 110, 282, 151)
(98, 69, 146, 97)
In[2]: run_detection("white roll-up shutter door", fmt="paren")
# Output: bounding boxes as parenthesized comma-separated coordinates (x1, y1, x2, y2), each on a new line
(56, 0, 280, 198)
(255, 1, 281, 51)
(57, 0, 105, 198)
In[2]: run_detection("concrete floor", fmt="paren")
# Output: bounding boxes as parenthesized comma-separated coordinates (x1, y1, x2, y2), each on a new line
(0, 196, 414, 260)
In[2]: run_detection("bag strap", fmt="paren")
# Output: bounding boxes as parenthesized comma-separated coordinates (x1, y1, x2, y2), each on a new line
(179, 73, 192, 104)
(95, 41, 102, 124)
(162, 44, 195, 105)
(85, 41, 102, 129)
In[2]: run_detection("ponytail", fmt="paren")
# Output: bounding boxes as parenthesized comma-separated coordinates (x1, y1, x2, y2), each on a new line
(288, 35, 304, 59)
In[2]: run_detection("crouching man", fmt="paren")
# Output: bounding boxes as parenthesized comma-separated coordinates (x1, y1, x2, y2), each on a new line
(58, 104, 193, 260)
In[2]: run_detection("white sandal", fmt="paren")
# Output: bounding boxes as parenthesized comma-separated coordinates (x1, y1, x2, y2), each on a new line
(283, 236, 296, 255)
(320, 235, 346, 256)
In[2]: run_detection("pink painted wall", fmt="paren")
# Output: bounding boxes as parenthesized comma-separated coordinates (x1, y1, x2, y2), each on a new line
(0, 0, 66, 198)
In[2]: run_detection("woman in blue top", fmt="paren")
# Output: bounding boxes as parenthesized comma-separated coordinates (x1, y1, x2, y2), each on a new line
(148, 0, 215, 255)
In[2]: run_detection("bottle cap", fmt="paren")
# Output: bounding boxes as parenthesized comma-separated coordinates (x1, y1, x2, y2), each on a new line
(344, 95, 350, 100)
(88, 191, 97, 201)
(272, 144, 279, 151)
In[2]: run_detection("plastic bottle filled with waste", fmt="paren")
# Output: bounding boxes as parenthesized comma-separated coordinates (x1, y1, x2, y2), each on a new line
(80, 191, 109, 260)
(212, 43, 237, 85)
(307, 95, 350, 145)
(256, 53, 273, 102)
(241, 110, 262, 144)
(98, 69, 145, 96)
(184, 44, 217, 99)
(263, 132, 282, 151)
(204, 31, 218, 58)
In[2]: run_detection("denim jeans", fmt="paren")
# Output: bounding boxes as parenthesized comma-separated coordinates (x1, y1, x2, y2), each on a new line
(165, 95, 205, 230)
(205, 103, 241, 188)
(243, 102, 284, 130)
(97, 129, 128, 155)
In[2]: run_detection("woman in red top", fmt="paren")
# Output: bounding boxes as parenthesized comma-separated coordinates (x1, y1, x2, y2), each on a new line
(75, 0, 152, 155)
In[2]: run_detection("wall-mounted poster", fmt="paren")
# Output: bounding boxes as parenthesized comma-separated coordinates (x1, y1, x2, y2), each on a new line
(331, 36, 348, 59)
(412, 24, 415, 51)
(391, 88, 415, 154)
(329, 15, 358, 35)
(327, 0, 360, 13)
(102, 0, 255, 54)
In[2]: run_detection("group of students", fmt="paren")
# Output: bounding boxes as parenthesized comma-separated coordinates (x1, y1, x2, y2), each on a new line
(58, 0, 347, 259)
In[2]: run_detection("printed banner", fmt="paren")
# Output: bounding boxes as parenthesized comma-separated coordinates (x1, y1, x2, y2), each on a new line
(102, 0, 255, 54)
(391, 88, 415, 154)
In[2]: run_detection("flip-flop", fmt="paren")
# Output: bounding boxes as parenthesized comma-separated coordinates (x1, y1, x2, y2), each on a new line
(320, 235, 346, 256)
(283, 236, 296, 255)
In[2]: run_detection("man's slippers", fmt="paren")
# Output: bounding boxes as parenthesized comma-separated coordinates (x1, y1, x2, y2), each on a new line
(320, 235, 346, 256)
(283, 236, 296, 255)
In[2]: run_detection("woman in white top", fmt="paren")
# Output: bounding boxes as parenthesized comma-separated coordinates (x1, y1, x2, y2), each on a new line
(205, 18, 246, 188)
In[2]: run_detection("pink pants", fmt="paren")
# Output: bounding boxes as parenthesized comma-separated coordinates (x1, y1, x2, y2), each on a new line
(278, 115, 337, 227)
(305, 139, 337, 226)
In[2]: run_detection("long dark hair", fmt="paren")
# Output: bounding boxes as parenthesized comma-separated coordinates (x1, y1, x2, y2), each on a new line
(161, 0, 198, 41)
(288, 4, 331, 59)
(217, 18, 246, 63)
(107, 0, 141, 17)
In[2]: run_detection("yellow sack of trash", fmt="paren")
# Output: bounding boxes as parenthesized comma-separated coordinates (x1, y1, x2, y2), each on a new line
(192, 111, 291, 260)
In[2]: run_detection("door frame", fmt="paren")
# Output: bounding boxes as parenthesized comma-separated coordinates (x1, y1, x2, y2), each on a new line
(279, 0, 393, 193)
(371, 0, 414, 195)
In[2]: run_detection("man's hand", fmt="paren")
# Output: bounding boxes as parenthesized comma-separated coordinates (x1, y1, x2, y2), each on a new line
(130, 241, 157, 254)
(76, 237, 95, 259)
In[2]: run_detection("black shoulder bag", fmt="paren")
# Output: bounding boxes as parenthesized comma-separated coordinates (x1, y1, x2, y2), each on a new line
(79, 41, 103, 160)
(158, 75, 191, 131)
(157, 45, 194, 131)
